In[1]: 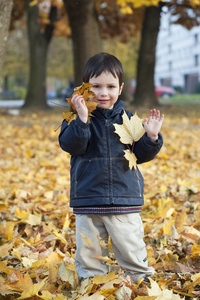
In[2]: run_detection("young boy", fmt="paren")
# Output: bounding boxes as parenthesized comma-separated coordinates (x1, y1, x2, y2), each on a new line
(59, 52, 164, 282)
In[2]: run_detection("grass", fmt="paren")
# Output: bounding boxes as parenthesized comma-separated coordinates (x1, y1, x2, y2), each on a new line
(159, 93, 200, 104)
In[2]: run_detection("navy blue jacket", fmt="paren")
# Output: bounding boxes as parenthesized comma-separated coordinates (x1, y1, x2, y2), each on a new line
(59, 100, 163, 208)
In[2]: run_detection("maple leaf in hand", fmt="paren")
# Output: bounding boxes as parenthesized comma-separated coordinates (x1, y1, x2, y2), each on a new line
(114, 111, 145, 170)
(63, 83, 97, 124)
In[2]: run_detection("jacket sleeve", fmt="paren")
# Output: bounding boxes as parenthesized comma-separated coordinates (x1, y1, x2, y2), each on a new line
(133, 132, 163, 164)
(59, 116, 91, 156)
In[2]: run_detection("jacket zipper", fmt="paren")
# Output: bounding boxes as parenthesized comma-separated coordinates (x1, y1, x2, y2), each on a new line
(105, 119, 113, 203)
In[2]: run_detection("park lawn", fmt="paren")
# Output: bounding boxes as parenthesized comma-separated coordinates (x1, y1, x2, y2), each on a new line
(0, 104, 200, 299)
(159, 93, 200, 104)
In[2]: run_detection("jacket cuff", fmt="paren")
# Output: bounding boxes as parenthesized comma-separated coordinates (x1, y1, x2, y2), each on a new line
(144, 132, 163, 146)
(76, 116, 89, 129)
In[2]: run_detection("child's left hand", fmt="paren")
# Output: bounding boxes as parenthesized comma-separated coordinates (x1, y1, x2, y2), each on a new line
(143, 109, 164, 142)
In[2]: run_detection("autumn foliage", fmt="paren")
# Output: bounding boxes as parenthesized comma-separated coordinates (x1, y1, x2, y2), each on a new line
(0, 105, 200, 299)
(62, 83, 97, 125)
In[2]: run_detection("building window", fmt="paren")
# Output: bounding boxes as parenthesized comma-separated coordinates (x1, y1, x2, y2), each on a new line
(194, 33, 198, 44)
(195, 55, 199, 66)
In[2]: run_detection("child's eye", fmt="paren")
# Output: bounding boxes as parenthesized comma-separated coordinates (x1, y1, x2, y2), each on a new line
(108, 86, 115, 89)
(93, 85, 99, 88)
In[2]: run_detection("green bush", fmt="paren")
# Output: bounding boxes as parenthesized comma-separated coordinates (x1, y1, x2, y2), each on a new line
(195, 82, 200, 93)
(173, 86, 183, 93)
(12, 87, 27, 99)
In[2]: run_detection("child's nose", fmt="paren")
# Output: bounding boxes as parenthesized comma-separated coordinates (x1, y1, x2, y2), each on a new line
(100, 88, 108, 96)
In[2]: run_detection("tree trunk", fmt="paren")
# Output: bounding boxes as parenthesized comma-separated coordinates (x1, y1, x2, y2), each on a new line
(63, 0, 102, 86)
(0, 0, 13, 85)
(23, 1, 56, 110)
(4, 75, 9, 91)
(134, 4, 162, 107)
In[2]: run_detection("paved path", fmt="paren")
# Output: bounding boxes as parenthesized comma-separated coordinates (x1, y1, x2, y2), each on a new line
(0, 99, 67, 108)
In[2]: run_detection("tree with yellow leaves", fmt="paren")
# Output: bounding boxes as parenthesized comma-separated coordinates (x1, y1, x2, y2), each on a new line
(117, 0, 200, 107)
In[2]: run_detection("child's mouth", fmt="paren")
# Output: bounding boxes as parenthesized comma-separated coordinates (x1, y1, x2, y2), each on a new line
(98, 99, 109, 103)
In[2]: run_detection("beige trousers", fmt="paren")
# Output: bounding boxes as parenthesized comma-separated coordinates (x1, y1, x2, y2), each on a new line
(75, 213, 154, 282)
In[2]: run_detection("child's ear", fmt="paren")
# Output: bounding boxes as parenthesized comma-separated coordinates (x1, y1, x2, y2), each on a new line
(119, 83, 124, 95)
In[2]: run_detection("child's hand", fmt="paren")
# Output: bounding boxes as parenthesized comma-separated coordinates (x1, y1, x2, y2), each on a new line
(143, 109, 164, 142)
(71, 94, 88, 123)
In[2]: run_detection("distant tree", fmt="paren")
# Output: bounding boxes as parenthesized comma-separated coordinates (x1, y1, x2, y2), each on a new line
(9, 0, 101, 108)
(0, 0, 13, 84)
(2, 28, 29, 92)
(24, 0, 57, 109)
(63, 0, 102, 86)
(8, 0, 70, 109)
(134, 4, 162, 107)
(117, 0, 200, 107)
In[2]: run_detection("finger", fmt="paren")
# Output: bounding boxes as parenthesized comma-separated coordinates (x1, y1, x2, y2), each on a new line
(71, 94, 79, 105)
(149, 110, 153, 119)
(143, 117, 148, 124)
(150, 109, 154, 116)
(160, 113, 164, 122)
(72, 95, 84, 107)
(156, 110, 160, 119)
(149, 110, 154, 120)
(153, 109, 157, 119)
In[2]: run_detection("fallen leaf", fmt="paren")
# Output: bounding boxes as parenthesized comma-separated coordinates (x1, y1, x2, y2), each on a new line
(58, 262, 76, 289)
(17, 277, 48, 299)
(147, 278, 183, 299)
(77, 229, 92, 246)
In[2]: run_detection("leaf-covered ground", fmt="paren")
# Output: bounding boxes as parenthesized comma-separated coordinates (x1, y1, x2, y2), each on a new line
(0, 104, 200, 300)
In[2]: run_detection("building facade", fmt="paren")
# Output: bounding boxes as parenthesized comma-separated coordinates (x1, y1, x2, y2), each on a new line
(155, 12, 200, 93)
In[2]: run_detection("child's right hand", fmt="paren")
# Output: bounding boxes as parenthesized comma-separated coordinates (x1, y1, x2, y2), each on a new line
(71, 94, 88, 123)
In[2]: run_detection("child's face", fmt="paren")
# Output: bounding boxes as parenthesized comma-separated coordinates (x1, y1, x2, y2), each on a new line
(89, 72, 124, 109)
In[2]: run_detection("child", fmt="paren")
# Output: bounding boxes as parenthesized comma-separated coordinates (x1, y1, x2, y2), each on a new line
(59, 52, 164, 282)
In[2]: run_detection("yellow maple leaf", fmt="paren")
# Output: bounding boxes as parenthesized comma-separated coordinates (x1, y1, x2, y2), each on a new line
(6, 271, 33, 293)
(97, 235, 108, 249)
(191, 272, 200, 282)
(64, 83, 97, 125)
(147, 278, 183, 299)
(58, 262, 76, 289)
(62, 112, 76, 124)
(191, 243, 200, 257)
(77, 229, 92, 246)
(0, 243, 13, 258)
(17, 277, 48, 299)
(163, 220, 174, 236)
(114, 111, 145, 145)
(63, 212, 70, 229)
(2, 221, 15, 240)
(79, 295, 105, 300)
(53, 230, 67, 244)
(93, 256, 117, 264)
(46, 252, 64, 267)
(96, 278, 123, 297)
(92, 271, 119, 285)
(114, 111, 145, 169)
(36, 290, 54, 300)
(29, 0, 38, 6)
(123, 149, 137, 170)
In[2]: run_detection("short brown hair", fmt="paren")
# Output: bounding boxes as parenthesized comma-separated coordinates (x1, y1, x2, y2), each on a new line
(83, 52, 124, 86)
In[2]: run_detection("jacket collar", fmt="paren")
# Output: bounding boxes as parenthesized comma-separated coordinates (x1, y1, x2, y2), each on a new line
(92, 100, 124, 119)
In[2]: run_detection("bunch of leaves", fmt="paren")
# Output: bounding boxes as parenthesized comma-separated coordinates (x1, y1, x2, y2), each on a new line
(0, 104, 200, 299)
(62, 83, 97, 125)
(114, 111, 145, 171)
